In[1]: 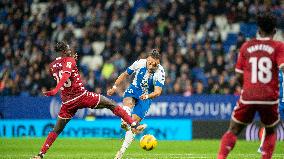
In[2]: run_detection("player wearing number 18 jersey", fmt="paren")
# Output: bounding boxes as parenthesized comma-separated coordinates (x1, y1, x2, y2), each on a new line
(218, 13, 284, 159)
(278, 71, 284, 118)
(32, 42, 146, 159)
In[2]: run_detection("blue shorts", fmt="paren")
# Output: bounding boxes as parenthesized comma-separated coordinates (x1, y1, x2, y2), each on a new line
(279, 102, 284, 119)
(124, 85, 152, 119)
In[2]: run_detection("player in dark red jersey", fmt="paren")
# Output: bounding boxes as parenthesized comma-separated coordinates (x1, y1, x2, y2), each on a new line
(32, 42, 146, 159)
(217, 13, 284, 159)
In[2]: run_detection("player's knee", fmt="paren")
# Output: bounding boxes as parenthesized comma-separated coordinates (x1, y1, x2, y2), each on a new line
(108, 99, 117, 107)
(107, 100, 117, 110)
(53, 127, 63, 134)
(104, 102, 116, 110)
(228, 127, 239, 136)
(123, 100, 133, 107)
(228, 123, 244, 136)
(265, 127, 276, 135)
(53, 125, 65, 134)
(123, 103, 133, 109)
(123, 98, 135, 108)
(52, 129, 60, 134)
(99, 95, 117, 110)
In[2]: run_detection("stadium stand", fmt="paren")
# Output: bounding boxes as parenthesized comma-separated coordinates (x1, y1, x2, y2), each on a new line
(0, 0, 283, 96)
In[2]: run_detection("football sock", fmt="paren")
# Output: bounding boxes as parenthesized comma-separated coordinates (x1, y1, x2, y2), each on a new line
(262, 132, 276, 159)
(217, 131, 237, 159)
(121, 106, 132, 127)
(39, 131, 58, 155)
(113, 106, 135, 125)
(120, 130, 136, 153)
(123, 106, 132, 116)
(259, 128, 266, 149)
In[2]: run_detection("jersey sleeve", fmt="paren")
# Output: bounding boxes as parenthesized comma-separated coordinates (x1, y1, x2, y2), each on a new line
(235, 43, 246, 74)
(126, 59, 144, 75)
(154, 67, 165, 88)
(276, 42, 284, 69)
(62, 57, 76, 74)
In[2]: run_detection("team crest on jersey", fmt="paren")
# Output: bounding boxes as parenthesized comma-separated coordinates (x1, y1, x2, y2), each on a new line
(140, 78, 149, 94)
(66, 62, 72, 68)
(141, 78, 148, 87)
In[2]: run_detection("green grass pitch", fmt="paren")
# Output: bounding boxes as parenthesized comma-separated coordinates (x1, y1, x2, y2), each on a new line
(0, 138, 283, 159)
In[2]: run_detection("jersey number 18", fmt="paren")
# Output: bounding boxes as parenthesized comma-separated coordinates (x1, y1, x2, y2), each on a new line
(249, 57, 272, 84)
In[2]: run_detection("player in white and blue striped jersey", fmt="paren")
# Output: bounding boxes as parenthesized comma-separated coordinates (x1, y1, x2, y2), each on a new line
(278, 71, 284, 119)
(258, 71, 284, 153)
(107, 49, 165, 159)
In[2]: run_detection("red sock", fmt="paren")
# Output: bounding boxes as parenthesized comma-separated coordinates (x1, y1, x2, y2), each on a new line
(217, 131, 237, 159)
(262, 133, 276, 159)
(112, 106, 135, 125)
(40, 131, 58, 155)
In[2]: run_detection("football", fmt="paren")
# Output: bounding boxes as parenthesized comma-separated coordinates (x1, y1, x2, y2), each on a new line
(140, 134, 158, 151)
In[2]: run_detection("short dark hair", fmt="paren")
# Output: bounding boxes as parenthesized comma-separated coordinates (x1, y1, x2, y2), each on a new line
(148, 49, 160, 59)
(54, 41, 69, 53)
(257, 12, 277, 35)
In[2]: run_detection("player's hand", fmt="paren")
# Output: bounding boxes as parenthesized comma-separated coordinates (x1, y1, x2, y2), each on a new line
(42, 89, 57, 96)
(107, 88, 115, 96)
(140, 94, 149, 100)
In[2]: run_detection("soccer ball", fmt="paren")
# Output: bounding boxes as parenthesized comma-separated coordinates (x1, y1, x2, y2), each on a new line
(139, 134, 157, 151)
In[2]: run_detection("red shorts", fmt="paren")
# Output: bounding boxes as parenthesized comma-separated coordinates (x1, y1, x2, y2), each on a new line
(232, 101, 280, 127)
(58, 91, 100, 119)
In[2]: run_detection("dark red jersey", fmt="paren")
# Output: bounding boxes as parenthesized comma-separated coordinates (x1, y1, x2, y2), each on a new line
(49, 57, 86, 104)
(235, 37, 284, 104)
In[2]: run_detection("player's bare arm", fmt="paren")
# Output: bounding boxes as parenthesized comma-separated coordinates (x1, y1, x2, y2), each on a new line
(42, 72, 71, 96)
(235, 73, 243, 86)
(140, 86, 162, 100)
(107, 71, 129, 96)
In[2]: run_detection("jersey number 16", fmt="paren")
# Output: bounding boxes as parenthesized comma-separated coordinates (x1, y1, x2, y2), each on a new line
(53, 70, 72, 90)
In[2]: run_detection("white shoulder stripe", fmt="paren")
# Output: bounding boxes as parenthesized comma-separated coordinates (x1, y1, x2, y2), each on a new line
(235, 68, 244, 73)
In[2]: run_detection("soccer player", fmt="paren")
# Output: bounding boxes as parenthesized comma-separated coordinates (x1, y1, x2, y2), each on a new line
(217, 13, 284, 159)
(32, 42, 146, 159)
(107, 49, 165, 159)
(258, 71, 284, 153)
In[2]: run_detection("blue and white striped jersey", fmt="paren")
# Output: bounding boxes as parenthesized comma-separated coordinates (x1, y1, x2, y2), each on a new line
(279, 71, 284, 108)
(126, 59, 165, 95)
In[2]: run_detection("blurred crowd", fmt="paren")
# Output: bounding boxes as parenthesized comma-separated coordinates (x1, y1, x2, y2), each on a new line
(0, 0, 284, 97)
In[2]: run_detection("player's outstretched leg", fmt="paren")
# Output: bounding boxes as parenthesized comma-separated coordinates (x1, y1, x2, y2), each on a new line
(96, 95, 146, 134)
(32, 118, 70, 159)
(217, 120, 245, 159)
